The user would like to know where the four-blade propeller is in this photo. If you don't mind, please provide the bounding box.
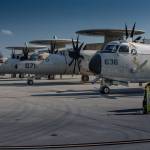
[69,36,84,74]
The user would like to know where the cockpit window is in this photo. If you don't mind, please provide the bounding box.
[119,45,129,53]
[30,54,38,61]
[102,45,119,53]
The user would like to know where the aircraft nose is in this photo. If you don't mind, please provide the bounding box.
[89,53,101,74]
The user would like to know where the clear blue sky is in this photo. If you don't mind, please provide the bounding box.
[0,0,150,56]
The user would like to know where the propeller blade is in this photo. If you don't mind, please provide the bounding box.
[76,35,79,49]
[25,42,28,49]
[125,24,128,39]
[78,42,84,52]
[133,36,142,42]
[77,60,81,72]
[50,41,57,54]
[69,59,74,66]
[73,60,77,74]
[52,44,54,54]
[130,22,136,38]
[72,38,76,50]
[50,41,53,53]
[53,41,56,50]
[24,42,29,59]
[53,35,57,39]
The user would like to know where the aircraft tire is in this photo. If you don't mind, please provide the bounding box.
[27,79,34,85]
[48,75,55,80]
[19,74,24,78]
[100,86,110,94]
[81,75,89,82]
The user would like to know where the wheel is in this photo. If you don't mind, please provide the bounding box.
[27,79,34,85]
[100,86,110,94]
[81,75,89,82]
[48,75,55,80]
[19,74,24,78]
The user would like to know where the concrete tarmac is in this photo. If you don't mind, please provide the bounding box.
[0,76,149,149]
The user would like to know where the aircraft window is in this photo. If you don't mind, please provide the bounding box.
[30,54,38,61]
[119,45,129,53]
[103,45,119,53]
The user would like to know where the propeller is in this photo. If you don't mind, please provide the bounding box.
[130,22,136,39]
[68,35,84,74]
[23,42,29,60]
[125,24,129,40]
[125,23,142,42]
[48,36,58,54]
[133,36,142,42]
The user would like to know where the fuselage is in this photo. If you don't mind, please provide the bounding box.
[89,41,150,83]
[0,49,96,75]
[0,58,20,74]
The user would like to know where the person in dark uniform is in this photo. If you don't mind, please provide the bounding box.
[143,83,150,114]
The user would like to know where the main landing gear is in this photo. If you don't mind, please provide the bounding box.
[48,74,55,80]
[81,75,89,82]
[27,75,34,85]
[27,79,34,85]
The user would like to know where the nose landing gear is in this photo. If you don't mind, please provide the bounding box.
[100,85,110,94]
[27,79,34,85]
[99,78,111,94]
[27,75,34,85]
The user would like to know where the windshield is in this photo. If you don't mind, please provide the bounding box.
[29,54,39,61]
[102,44,119,53]
[118,45,129,53]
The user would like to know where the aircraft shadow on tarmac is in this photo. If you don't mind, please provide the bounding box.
[109,108,143,115]
[32,88,144,99]
[0,81,88,87]
[102,88,144,99]
[32,89,100,97]
[33,81,87,86]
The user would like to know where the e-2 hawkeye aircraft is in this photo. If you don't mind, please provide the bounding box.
[14,37,96,85]
[1,44,46,76]
[88,24,150,94]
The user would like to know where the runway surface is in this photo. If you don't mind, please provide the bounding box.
[0,76,150,149]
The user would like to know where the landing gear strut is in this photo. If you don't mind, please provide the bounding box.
[27,79,34,85]
[19,74,24,78]
[99,78,111,94]
[81,75,89,82]
[27,75,34,85]
[48,74,55,80]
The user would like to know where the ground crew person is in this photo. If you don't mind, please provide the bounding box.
[143,83,150,114]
